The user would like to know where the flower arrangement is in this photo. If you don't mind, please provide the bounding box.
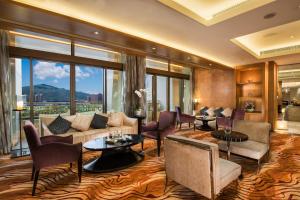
[245,101,255,112]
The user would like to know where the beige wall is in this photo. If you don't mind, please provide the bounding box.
[193,68,236,110]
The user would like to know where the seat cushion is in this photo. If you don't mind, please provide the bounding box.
[219,158,241,190]
[109,126,135,135]
[219,140,268,160]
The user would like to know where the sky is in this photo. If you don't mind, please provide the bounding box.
[21,58,103,94]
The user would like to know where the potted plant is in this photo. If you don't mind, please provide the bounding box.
[134,88,146,116]
[245,101,255,112]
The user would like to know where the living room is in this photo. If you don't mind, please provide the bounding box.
[0,0,300,199]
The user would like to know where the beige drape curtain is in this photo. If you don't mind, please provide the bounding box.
[0,30,12,154]
[123,54,146,116]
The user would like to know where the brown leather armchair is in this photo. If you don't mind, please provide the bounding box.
[23,121,82,196]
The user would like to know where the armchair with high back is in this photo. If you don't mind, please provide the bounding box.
[141,111,176,156]
[23,121,82,196]
[164,135,241,199]
[216,108,245,130]
[175,106,195,130]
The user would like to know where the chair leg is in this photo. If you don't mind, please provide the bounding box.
[164,175,168,193]
[257,159,261,174]
[141,140,144,150]
[32,169,40,196]
[179,123,182,130]
[189,122,190,128]
[70,163,72,168]
[31,165,35,181]
[157,137,161,157]
[78,151,82,183]
[194,123,196,131]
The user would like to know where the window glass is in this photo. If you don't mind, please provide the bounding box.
[75,65,104,114]
[107,69,123,112]
[75,42,121,62]
[183,80,192,114]
[32,60,70,122]
[157,76,167,118]
[145,74,153,122]
[9,29,71,55]
[146,58,168,71]
[10,58,30,152]
[170,63,191,75]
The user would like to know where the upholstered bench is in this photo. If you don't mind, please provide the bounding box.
[218,120,271,167]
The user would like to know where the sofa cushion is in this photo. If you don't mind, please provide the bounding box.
[206,107,215,117]
[214,107,224,117]
[108,112,124,127]
[199,106,208,116]
[47,115,71,135]
[222,108,233,117]
[109,126,134,135]
[218,140,268,160]
[90,113,108,129]
[219,158,241,190]
[71,114,94,131]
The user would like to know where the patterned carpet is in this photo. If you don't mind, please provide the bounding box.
[0,129,300,200]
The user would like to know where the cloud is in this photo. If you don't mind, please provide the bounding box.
[34,61,70,80]
[53,79,58,83]
[76,67,91,79]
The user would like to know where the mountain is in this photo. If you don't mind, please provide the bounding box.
[22,84,103,103]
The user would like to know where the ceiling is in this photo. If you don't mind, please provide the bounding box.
[8,0,300,67]
[279,64,300,85]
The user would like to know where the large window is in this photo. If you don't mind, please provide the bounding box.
[75,65,104,113]
[33,60,70,120]
[107,69,123,112]
[145,75,153,122]
[157,76,168,118]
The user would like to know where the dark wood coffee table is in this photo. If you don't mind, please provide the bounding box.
[195,116,216,131]
[211,130,248,159]
[83,134,144,173]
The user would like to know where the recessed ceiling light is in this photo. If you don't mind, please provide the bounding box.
[290,35,295,39]
[152,47,156,50]
[264,12,276,19]
[94,31,99,35]
[187,57,191,60]
[209,63,212,66]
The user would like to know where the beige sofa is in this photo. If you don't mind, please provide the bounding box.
[165,135,241,200]
[218,120,271,166]
[39,112,138,144]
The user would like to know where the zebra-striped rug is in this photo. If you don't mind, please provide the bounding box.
[0,130,299,199]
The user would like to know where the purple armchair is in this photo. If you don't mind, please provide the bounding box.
[216,108,245,130]
[141,111,176,156]
[175,106,195,130]
[23,121,82,196]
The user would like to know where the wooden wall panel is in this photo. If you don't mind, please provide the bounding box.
[193,68,236,110]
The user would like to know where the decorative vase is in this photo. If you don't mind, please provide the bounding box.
[135,109,142,116]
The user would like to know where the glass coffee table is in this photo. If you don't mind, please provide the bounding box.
[83,134,144,173]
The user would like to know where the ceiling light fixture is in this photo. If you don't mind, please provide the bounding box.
[94,31,99,35]
[290,35,295,39]
[209,63,212,66]
[152,47,156,50]
[264,12,276,19]
[187,57,191,60]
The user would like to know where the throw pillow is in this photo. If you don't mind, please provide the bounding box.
[199,106,208,116]
[222,108,233,117]
[206,107,215,117]
[214,107,224,117]
[108,112,124,127]
[90,113,108,129]
[71,114,94,131]
[47,115,71,135]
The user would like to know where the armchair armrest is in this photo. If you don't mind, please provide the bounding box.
[142,121,158,132]
[32,142,82,169]
[40,135,73,144]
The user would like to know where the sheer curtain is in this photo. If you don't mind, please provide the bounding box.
[123,54,146,116]
[0,30,12,154]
